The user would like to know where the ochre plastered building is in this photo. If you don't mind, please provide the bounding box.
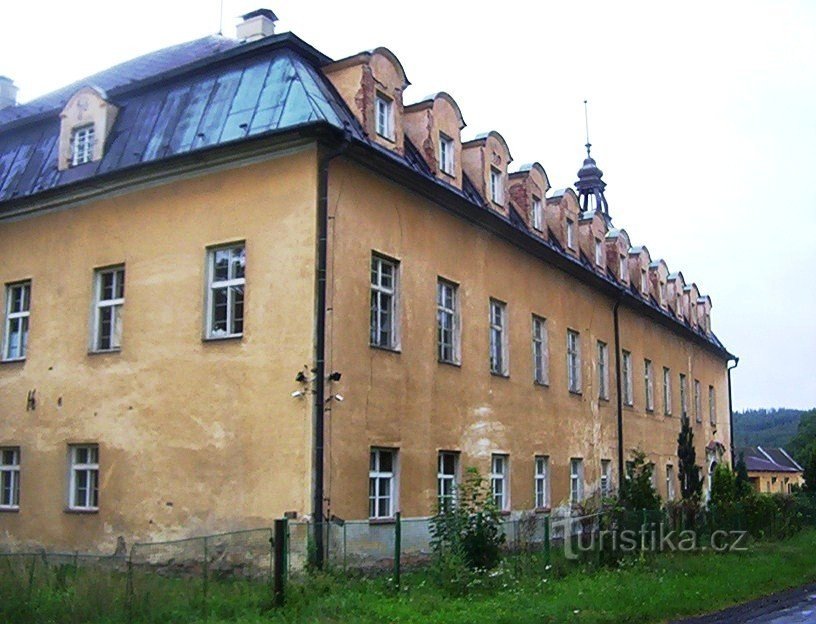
[0,10,735,552]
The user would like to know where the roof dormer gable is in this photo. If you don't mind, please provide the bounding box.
[649,259,670,308]
[462,130,512,215]
[403,92,465,187]
[544,188,580,255]
[579,209,608,272]
[508,162,549,234]
[605,228,631,284]
[58,85,118,171]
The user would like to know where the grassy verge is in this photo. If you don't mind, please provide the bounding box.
[3,530,816,623]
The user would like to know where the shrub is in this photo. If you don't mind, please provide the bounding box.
[618,449,661,512]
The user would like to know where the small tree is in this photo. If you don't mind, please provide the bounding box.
[710,464,738,508]
[735,452,753,499]
[677,417,703,501]
[618,448,661,511]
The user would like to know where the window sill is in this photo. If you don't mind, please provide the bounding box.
[0,357,25,365]
[534,507,551,514]
[64,507,99,515]
[598,396,610,402]
[368,517,396,525]
[499,510,512,517]
[438,359,461,368]
[203,334,243,343]
[569,389,583,397]
[533,380,549,389]
[664,413,673,417]
[646,408,655,414]
[376,133,396,144]
[490,371,510,379]
[440,169,455,179]
[88,348,121,356]
[370,344,401,354]
[0,507,20,513]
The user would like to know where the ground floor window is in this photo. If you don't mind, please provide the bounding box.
[0,448,20,509]
[437,451,459,511]
[534,455,549,509]
[491,454,509,511]
[570,458,584,503]
[369,448,397,519]
[68,445,99,511]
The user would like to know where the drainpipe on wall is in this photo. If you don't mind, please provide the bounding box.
[613,299,625,486]
[313,126,351,570]
[727,356,740,468]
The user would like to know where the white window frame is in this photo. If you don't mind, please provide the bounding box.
[489,299,508,376]
[595,238,603,266]
[489,167,503,204]
[709,385,716,426]
[666,464,676,501]
[694,379,702,423]
[600,459,612,497]
[0,447,20,510]
[597,340,609,400]
[375,93,394,140]
[567,329,582,393]
[206,243,245,339]
[619,255,628,281]
[570,458,584,504]
[71,124,95,166]
[680,373,688,419]
[370,254,399,350]
[92,266,125,352]
[641,269,648,295]
[622,350,633,406]
[644,359,654,411]
[369,448,397,520]
[437,279,460,364]
[437,451,459,511]
[491,453,509,511]
[3,281,30,361]
[532,197,543,231]
[439,133,454,176]
[663,367,672,415]
[68,444,99,511]
[532,315,548,385]
[566,218,575,249]
[534,455,549,509]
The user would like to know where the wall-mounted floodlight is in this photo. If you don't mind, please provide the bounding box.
[328,371,342,382]
[291,390,305,398]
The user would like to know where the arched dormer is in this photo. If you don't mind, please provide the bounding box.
[508,162,550,234]
[403,92,466,187]
[667,272,686,318]
[685,283,701,328]
[323,46,410,153]
[58,86,118,171]
[649,260,670,309]
[628,246,651,297]
[545,188,580,255]
[605,228,631,285]
[579,208,608,273]
[697,295,712,334]
[461,131,513,216]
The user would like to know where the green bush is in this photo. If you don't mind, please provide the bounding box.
[619,449,661,512]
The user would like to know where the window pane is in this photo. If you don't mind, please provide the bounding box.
[212,288,228,333]
[213,249,230,282]
[379,450,392,473]
[230,285,244,334]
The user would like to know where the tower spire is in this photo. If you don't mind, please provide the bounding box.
[584,99,591,158]
[575,99,610,221]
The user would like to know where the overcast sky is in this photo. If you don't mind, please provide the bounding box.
[2,1,814,411]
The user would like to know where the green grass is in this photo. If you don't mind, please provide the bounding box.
[3,530,816,624]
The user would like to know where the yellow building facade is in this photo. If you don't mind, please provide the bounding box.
[0,12,734,552]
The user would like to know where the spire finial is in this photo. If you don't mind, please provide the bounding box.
[583,99,591,158]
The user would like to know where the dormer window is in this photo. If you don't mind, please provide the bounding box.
[489,167,502,204]
[532,197,543,231]
[641,269,648,294]
[375,93,394,140]
[71,124,95,166]
[619,255,628,281]
[566,219,575,249]
[660,282,667,305]
[595,239,603,266]
[439,133,454,176]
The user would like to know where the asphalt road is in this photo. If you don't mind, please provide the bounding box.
[672,584,816,623]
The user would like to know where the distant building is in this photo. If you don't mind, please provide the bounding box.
[740,447,804,493]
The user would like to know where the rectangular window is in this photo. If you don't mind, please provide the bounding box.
[0,448,20,510]
[206,243,245,339]
[369,448,396,519]
[644,359,654,411]
[694,379,702,423]
[375,93,394,139]
[666,464,676,501]
[597,341,609,400]
[535,455,549,509]
[437,279,460,364]
[92,266,125,352]
[489,167,502,204]
[439,133,454,175]
[3,281,30,361]
[709,385,716,426]
[570,458,584,504]
[532,197,543,231]
[663,367,672,415]
[491,454,509,511]
[437,451,459,511]
[595,239,603,266]
[68,444,99,511]
[601,459,612,497]
[622,350,633,406]
[532,315,548,385]
[680,374,688,419]
[619,255,628,281]
[641,269,648,294]
[567,329,581,393]
[659,281,667,305]
[566,218,575,249]
[71,124,95,166]
[370,254,399,349]
[489,299,508,376]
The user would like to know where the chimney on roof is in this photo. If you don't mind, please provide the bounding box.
[236,8,278,42]
[0,76,18,111]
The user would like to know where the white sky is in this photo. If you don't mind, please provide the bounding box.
[2,1,815,411]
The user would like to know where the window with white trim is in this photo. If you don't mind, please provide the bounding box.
[532,197,543,231]
[659,281,667,305]
[680,373,688,419]
[439,134,454,175]
[622,350,633,406]
[570,458,584,503]
[375,93,394,140]
[371,254,399,349]
[369,448,396,519]
[597,341,609,400]
[534,455,549,509]
[68,444,99,511]
[489,299,508,376]
[694,379,702,423]
[3,281,30,361]
[595,239,603,266]
[644,359,654,411]
[489,167,502,204]
[666,464,676,501]
[437,451,459,511]
[641,269,648,295]
[566,218,575,249]
[437,279,459,364]
[619,255,628,282]
[663,367,672,415]
[71,124,95,166]
[532,315,548,385]
[709,385,716,426]
[0,448,20,510]
[206,244,245,339]
[92,266,124,352]
[491,454,509,511]
[567,329,581,393]
[601,459,612,497]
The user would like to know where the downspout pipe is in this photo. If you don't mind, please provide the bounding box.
[727,356,740,468]
[613,299,625,486]
[313,126,351,569]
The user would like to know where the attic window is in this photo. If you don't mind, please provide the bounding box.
[489,167,502,204]
[566,218,575,249]
[439,134,454,176]
[71,124,95,166]
[375,93,394,140]
[641,269,648,294]
[594,239,603,266]
[532,197,543,231]
[619,255,628,281]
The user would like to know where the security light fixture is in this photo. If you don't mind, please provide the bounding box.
[295,371,308,383]
[291,390,305,398]
[328,371,342,382]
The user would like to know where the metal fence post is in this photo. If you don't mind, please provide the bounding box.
[125,553,134,624]
[273,518,287,607]
[394,511,401,591]
[544,515,551,567]
[202,536,209,617]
